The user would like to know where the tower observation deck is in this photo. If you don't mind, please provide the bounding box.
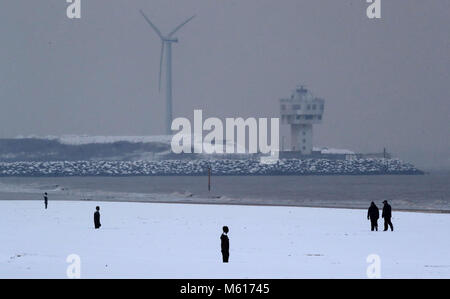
[280,85,325,155]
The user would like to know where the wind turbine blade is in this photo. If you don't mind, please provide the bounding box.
[168,15,196,37]
[139,9,164,40]
[159,42,164,92]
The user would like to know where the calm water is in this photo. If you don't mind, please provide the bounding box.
[0,174,449,211]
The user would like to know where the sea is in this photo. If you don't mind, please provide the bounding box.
[0,173,449,212]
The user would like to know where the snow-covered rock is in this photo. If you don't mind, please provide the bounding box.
[0,158,423,176]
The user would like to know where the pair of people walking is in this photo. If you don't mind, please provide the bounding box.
[367,200,394,231]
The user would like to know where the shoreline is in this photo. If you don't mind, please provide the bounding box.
[2,197,449,214]
[0,171,425,177]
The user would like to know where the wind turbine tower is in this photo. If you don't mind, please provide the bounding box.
[140,10,195,135]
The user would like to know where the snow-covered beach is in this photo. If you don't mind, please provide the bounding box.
[1,200,449,278]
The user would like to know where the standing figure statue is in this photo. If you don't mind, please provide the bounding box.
[94,206,101,229]
[220,226,230,263]
[43,192,48,209]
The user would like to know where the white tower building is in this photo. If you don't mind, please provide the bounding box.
[280,86,325,155]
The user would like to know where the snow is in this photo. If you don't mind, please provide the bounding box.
[13,135,351,155]
[1,200,449,278]
[14,134,249,154]
[0,158,422,176]
[14,135,174,145]
[314,147,355,155]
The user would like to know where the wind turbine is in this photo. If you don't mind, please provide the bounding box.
[140,9,195,135]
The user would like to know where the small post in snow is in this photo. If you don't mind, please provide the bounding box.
[208,166,211,192]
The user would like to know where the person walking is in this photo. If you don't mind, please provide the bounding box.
[220,226,230,263]
[382,200,394,231]
[94,206,101,229]
[367,201,380,231]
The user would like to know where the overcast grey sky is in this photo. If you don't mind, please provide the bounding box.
[0,0,449,169]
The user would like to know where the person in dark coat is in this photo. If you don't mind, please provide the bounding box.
[220,226,230,263]
[367,201,379,231]
[382,200,394,231]
[94,206,101,229]
[43,192,48,209]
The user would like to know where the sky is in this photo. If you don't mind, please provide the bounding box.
[0,0,449,170]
